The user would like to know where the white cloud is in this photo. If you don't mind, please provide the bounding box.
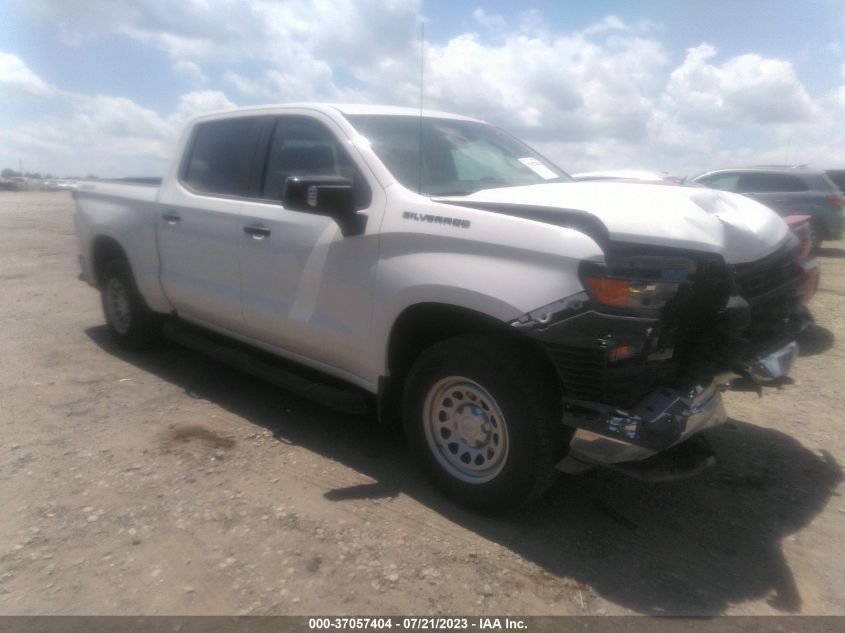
[472,8,507,34]
[22,1,671,147]
[0,87,239,177]
[665,43,817,126]
[223,63,353,103]
[835,85,845,109]
[0,52,53,96]
[173,60,207,85]
[30,0,270,62]
[415,28,669,146]
[71,94,171,140]
[8,5,843,176]
[29,0,420,71]
[169,90,236,124]
[581,15,627,36]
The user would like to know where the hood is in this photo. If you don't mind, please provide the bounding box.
[436,181,789,264]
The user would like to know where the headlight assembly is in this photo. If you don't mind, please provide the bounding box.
[584,277,680,310]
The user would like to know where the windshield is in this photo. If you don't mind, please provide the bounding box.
[345,114,570,196]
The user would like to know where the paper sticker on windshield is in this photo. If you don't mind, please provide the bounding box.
[518,157,558,180]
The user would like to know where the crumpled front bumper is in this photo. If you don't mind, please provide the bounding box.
[558,340,798,469]
[560,380,727,466]
[740,341,798,384]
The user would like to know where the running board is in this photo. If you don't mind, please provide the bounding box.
[162,320,369,414]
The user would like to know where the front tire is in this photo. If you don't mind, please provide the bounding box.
[403,336,566,513]
[100,258,160,350]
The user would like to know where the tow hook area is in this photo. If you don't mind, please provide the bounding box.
[561,381,725,455]
[727,341,799,396]
[557,434,717,482]
[741,341,798,384]
[557,339,800,479]
[600,435,716,482]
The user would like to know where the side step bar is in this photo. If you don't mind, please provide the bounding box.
[162,320,369,415]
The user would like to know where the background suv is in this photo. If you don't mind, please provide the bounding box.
[692,167,844,248]
[825,169,845,194]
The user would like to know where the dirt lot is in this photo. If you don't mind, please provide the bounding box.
[1,191,844,616]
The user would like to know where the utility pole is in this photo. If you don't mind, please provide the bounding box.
[19,159,23,177]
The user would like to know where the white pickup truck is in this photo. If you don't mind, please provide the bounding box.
[74,104,810,512]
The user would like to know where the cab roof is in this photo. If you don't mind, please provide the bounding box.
[189,102,482,124]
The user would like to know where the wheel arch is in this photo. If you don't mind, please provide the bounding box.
[378,302,559,425]
[91,235,130,288]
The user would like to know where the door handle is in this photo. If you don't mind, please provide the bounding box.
[162,211,181,224]
[243,223,271,239]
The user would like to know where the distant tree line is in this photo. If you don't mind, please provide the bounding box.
[1,168,94,179]
[2,168,45,179]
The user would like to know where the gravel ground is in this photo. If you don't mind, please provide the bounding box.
[0,191,843,616]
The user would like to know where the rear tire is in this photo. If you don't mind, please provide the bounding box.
[100,258,161,350]
[403,335,566,513]
[809,220,823,251]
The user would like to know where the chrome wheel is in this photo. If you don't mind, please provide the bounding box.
[105,277,131,334]
[422,376,509,484]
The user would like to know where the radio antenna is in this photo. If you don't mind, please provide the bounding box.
[417,20,424,194]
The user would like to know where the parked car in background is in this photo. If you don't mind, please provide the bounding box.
[0,177,16,191]
[824,169,845,194]
[692,167,844,249]
[784,215,820,303]
[8,177,27,191]
[45,179,78,191]
[572,169,685,183]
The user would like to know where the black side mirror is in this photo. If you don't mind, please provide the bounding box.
[282,176,367,237]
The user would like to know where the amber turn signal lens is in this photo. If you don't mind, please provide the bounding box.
[584,277,630,307]
[608,345,637,362]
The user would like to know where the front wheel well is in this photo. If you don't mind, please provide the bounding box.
[379,303,559,424]
[91,236,128,288]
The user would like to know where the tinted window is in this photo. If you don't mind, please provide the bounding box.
[182,117,261,196]
[698,173,739,191]
[346,114,568,196]
[262,116,359,201]
[825,170,845,191]
[736,173,809,193]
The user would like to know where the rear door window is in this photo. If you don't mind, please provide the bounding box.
[181,117,263,197]
[824,171,845,192]
[698,173,740,191]
[736,173,809,193]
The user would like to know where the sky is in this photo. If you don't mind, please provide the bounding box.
[2,0,845,178]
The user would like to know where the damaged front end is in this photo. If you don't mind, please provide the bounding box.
[512,237,811,480]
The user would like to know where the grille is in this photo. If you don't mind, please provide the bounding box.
[544,344,605,403]
[732,243,804,345]
[545,244,803,409]
[544,342,676,408]
[733,245,803,304]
